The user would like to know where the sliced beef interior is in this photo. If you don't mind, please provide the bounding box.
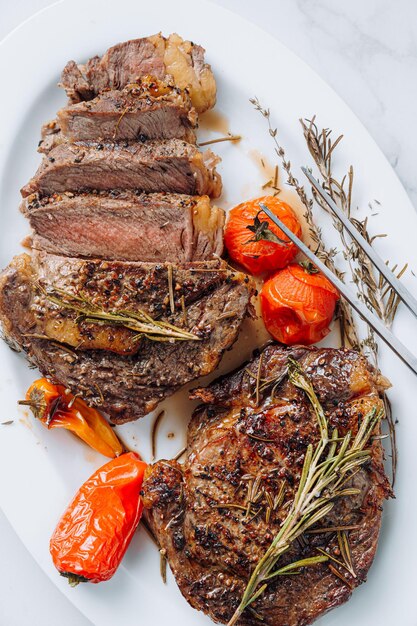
[0,253,254,422]
[60,33,216,113]
[21,140,222,198]
[142,344,391,625]
[56,78,197,143]
[22,191,224,262]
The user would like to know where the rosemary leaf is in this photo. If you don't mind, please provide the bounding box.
[263,554,329,581]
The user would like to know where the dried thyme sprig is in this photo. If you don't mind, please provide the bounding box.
[300,117,400,484]
[37,284,200,343]
[227,358,383,626]
[301,117,407,336]
[250,97,359,349]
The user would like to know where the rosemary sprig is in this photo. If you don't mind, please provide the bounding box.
[227,358,383,626]
[38,284,200,343]
[299,117,400,485]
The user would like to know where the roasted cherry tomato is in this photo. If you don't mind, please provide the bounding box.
[260,262,339,345]
[50,452,147,585]
[224,196,302,275]
[20,378,123,458]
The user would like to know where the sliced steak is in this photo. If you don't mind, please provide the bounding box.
[142,344,391,625]
[60,33,216,113]
[56,78,197,143]
[22,191,224,262]
[0,254,254,422]
[21,140,222,198]
[31,250,242,353]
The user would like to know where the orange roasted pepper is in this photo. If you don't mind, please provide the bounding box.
[50,452,147,584]
[21,378,123,458]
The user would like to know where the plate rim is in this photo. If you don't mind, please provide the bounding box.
[0,1,416,625]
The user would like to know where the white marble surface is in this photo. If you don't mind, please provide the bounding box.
[1,0,416,624]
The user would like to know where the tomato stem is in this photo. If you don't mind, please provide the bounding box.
[245,209,288,247]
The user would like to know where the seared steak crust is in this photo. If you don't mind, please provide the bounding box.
[60,33,216,113]
[21,139,222,198]
[22,191,224,262]
[142,344,390,625]
[0,254,254,422]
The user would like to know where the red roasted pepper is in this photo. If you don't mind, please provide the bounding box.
[50,452,147,584]
[20,378,123,458]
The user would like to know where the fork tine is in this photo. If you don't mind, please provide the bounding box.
[302,167,417,319]
[259,203,417,376]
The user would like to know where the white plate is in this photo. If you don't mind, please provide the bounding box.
[1,1,416,624]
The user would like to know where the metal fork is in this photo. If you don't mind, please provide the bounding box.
[259,176,417,376]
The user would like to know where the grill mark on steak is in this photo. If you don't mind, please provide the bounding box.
[21,139,222,198]
[0,254,254,422]
[60,33,216,113]
[141,344,391,625]
[22,191,224,262]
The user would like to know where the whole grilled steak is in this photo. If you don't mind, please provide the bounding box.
[60,33,216,113]
[142,344,391,625]
[0,254,254,422]
[56,79,197,143]
[22,192,224,262]
[21,140,222,198]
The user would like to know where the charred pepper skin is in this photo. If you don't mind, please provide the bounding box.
[50,452,147,583]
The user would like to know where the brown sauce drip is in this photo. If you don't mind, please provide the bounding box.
[199,110,230,135]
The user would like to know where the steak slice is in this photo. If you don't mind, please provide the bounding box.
[22,191,224,262]
[56,78,197,143]
[21,140,222,198]
[141,344,391,625]
[31,250,242,353]
[0,254,254,422]
[60,33,216,113]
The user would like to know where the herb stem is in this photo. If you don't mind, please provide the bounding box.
[198,134,241,147]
